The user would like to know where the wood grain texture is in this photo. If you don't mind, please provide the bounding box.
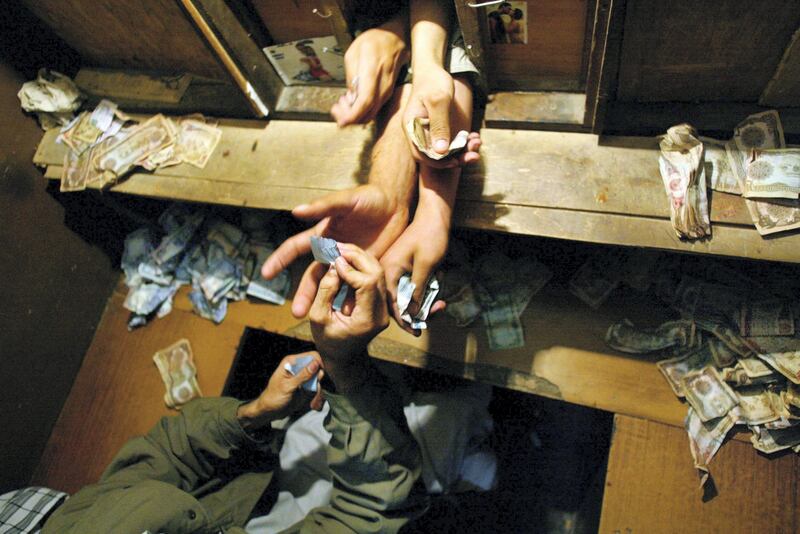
[600,415,800,534]
[20,0,225,79]
[486,0,589,91]
[484,91,585,129]
[251,0,338,44]
[35,119,800,262]
[617,0,800,103]
[761,27,800,108]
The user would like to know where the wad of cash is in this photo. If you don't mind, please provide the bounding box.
[153,339,202,409]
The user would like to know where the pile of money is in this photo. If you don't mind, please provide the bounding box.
[438,241,552,350]
[660,110,800,238]
[604,254,800,487]
[123,205,291,329]
[153,339,202,409]
[57,99,222,192]
[658,124,711,239]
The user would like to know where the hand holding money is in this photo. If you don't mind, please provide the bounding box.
[237,352,324,429]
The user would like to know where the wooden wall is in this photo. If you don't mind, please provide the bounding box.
[19,0,226,79]
[617,0,800,102]
[0,60,117,492]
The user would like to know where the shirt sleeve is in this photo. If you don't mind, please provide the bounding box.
[42,397,274,534]
[289,382,428,534]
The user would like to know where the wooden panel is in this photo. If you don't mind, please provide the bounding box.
[20,0,225,80]
[600,415,800,533]
[617,0,800,102]
[486,0,589,91]
[251,0,337,44]
[761,28,800,108]
[35,120,800,263]
[484,92,585,130]
[583,0,624,132]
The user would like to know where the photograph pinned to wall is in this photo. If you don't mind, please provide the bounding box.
[263,36,345,86]
[487,1,528,45]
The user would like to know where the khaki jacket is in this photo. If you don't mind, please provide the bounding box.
[43,384,426,534]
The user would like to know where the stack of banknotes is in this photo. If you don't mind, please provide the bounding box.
[659,110,800,239]
[153,339,202,409]
[58,99,222,192]
[122,205,291,329]
[601,252,800,487]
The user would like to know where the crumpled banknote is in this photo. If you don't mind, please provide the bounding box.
[397,274,440,330]
[153,339,202,409]
[18,69,83,129]
[309,236,349,311]
[284,353,320,392]
[405,117,469,161]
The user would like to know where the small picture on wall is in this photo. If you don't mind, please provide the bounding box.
[264,36,345,86]
[487,1,528,44]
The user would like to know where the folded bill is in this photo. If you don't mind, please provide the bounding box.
[405,117,469,161]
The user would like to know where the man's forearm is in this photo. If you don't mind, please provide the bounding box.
[410,0,451,70]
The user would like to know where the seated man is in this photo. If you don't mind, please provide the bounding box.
[261,0,482,334]
[36,244,493,534]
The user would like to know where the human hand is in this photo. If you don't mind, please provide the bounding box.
[380,204,449,335]
[237,352,324,429]
[403,67,482,168]
[260,184,409,318]
[331,19,409,126]
[309,244,389,365]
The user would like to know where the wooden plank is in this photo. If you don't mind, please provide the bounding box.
[485,0,589,91]
[617,0,800,103]
[19,0,226,80]
[484,92,585,130]
[36,120,800,262]
[251,0,338,44]
[582,0,624,133]
[600,415,799,533]
[761,27,800,108]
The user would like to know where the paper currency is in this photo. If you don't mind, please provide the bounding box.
[708,337,737,368]
[246,245,291,305]
[738,299,794,337]
[60,149,90,192]
[405,117,469,161]
[568,255,620,309]
[482,293,525,350]
[153,339,202,409]
[284,354,319,392]
[124,282,179,316]
[18,69,83,129]
[122,228,155,287]
[735,386,779,426]
[189,282,227,324]
[700,136,741,195]
[445,284,482,327]
[656,346,712,397]
[397,274,440,330]
[681,366,739,422]
[749,424,800,454]
[756,351,800,384]
[673,277,743,325]
[725,111,800,236]
[658,124,710,239]
[93,114,176,178]
[694,317,756,359]
[309,236,349,311]
[743,149,800,200]
[685,406,738,488]
[606,318,696,354]
[175,118,223,168]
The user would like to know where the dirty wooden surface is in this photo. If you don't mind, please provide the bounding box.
[35,119,800,263]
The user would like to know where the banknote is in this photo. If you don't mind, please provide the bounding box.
[246,245,290,305]
[200,256,241,304]
[309,236,348,311]
[18,68,83,129]
[756,351,800,384]
[445,284,482,327]
[284,353,320,392]
[93,114,176,178]
[568,255,620,309]
[681,366,739,422]
[153,339,202,409]
[656,346,711,397]
[124,282,179,316]
[743,149,800,199]
[749,424,800,454]
[738,357,775,378]
[658,124,710,239]
[708,337,737,368]
[175,118,222,168]
[725,111,800,236]
[735,386,779,425]
[699,136,741,195]
[121,228,155,287]
[738,299,794,337]
[719,364,779,388]
[60,149,89,192]
[606,318,696,354]
[151,212,205,267]
[482,293,525,350]
[397,274,440,330]
[694,316,756,358]
[405,117,469,161]
[685,406,739,488]
[189,282,227,324]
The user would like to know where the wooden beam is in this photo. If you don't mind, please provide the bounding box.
[36,120,800,263]
[761,27,800,108]
[484,91,586,130]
